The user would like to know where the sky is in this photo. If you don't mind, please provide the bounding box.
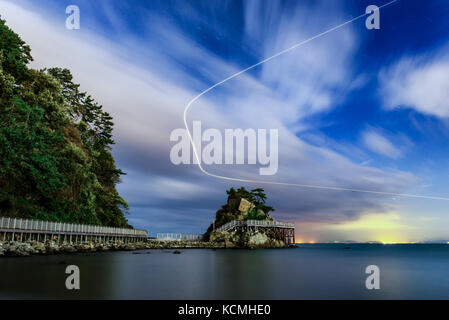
[1,0,449,243]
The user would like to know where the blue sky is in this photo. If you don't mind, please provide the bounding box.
[2,0,449,242]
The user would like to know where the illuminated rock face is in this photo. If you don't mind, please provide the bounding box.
[209,231,229,243]
[209,229,286,249]
[248,232,269,246]
[232,198,257,220]
[238,198,255,214]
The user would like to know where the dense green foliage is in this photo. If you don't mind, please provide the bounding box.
[203,187,275,240]
[0,19,130,227]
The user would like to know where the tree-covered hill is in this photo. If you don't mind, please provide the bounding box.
[0,19,130,227]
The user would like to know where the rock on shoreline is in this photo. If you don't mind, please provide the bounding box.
[0,240,225,257]
[209,229,287,249]
[0,233,291,257]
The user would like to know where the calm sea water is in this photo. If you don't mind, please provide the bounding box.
[1,244,449,299]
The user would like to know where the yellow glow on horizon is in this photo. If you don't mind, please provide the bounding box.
[380,240,402,245]
[324,212,413,243]
[295,239,316,244]
[331,213,407,231]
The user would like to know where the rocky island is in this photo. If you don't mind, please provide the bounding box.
[203,187,293,249]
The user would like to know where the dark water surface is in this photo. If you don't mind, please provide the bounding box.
[1,244,449,299]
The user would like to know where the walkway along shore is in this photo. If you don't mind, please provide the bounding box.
[0,217,225,257]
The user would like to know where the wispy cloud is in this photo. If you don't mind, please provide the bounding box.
[379,47,449,118]
[361,129,402,159]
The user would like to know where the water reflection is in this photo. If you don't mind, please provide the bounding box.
[1,245,449,299]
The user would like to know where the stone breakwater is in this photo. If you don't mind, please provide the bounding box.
[0,240,225,257]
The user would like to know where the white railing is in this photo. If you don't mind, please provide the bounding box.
[156,233,202,241]
[216,219,294,232]
[0,217,148,237]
